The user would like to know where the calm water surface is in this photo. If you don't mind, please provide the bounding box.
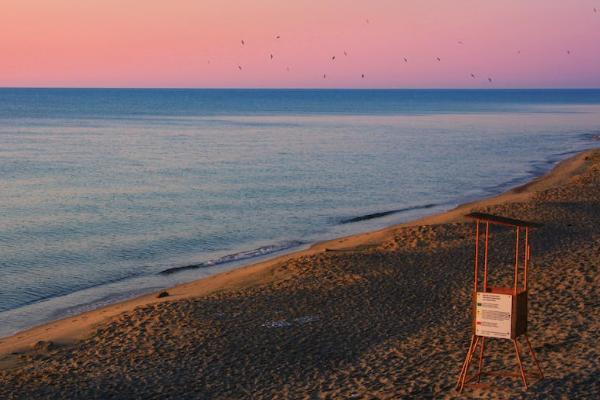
[1,89,599,337]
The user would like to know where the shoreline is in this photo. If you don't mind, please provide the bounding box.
[1,143,577,339]
[0,144,591,339]
[0,148,594,363]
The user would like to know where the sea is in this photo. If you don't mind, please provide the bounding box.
[1,88,599,337]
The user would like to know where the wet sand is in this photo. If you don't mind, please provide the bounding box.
[0,149,598,399]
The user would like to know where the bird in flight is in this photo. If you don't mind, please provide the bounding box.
[361,74,365,78]
[332,56,336,61]
[344,51,348,56]
[488,77,493,83]
[566,50,571,55]
[323,74,327,79]
[241,40,245,45]
[270,54,274,60]
[436,57,441,62]
[366,18,370,24]
[594,7,597,13]
[238,65,242,70]
[276,35,281,39]
[458,41,464,45]
[470,73,476,79]
[403,57,408,63]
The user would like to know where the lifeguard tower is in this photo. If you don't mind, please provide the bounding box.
[456,212,544,392]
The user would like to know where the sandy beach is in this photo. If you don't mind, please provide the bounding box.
[0,148,598,399]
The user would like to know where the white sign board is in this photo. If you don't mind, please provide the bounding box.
[475,292,512,339]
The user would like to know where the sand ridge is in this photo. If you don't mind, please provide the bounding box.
[0,149,598,399]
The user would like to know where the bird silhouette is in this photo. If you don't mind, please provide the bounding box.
[517,50,521,54]
[361,74,365,78]
[436,57,441,62]
[470,73,476,78]
[323,74,327,79]
[270,54,274,60]
[238,65,242,70]
[241,40,245,45]
[276,35,281,39]
[594,7,597,13]
[488,77,492,83]
[566,50,571,55]
[332,56,336,61]
[366,19,370,24]
[403,57,408,63]
[344,51,347,56]
[458,41,464,45]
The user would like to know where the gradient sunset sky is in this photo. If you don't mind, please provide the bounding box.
[2,0,600,88]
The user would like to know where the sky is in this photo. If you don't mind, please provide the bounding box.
[1,0,600,88]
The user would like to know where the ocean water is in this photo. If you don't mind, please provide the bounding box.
[1,89,599,337]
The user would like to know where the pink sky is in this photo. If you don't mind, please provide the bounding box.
[1,0,600,88]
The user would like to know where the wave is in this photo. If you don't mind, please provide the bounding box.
[579,131,600,142]
[340,203,438,224]
[158,240,305,275]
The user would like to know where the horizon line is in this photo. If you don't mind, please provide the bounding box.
[2,86,600,91]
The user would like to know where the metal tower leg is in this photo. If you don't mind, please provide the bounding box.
[513,339,528,390]
[476,337,486,383]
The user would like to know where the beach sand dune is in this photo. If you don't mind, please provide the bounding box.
[0,150,598,399]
